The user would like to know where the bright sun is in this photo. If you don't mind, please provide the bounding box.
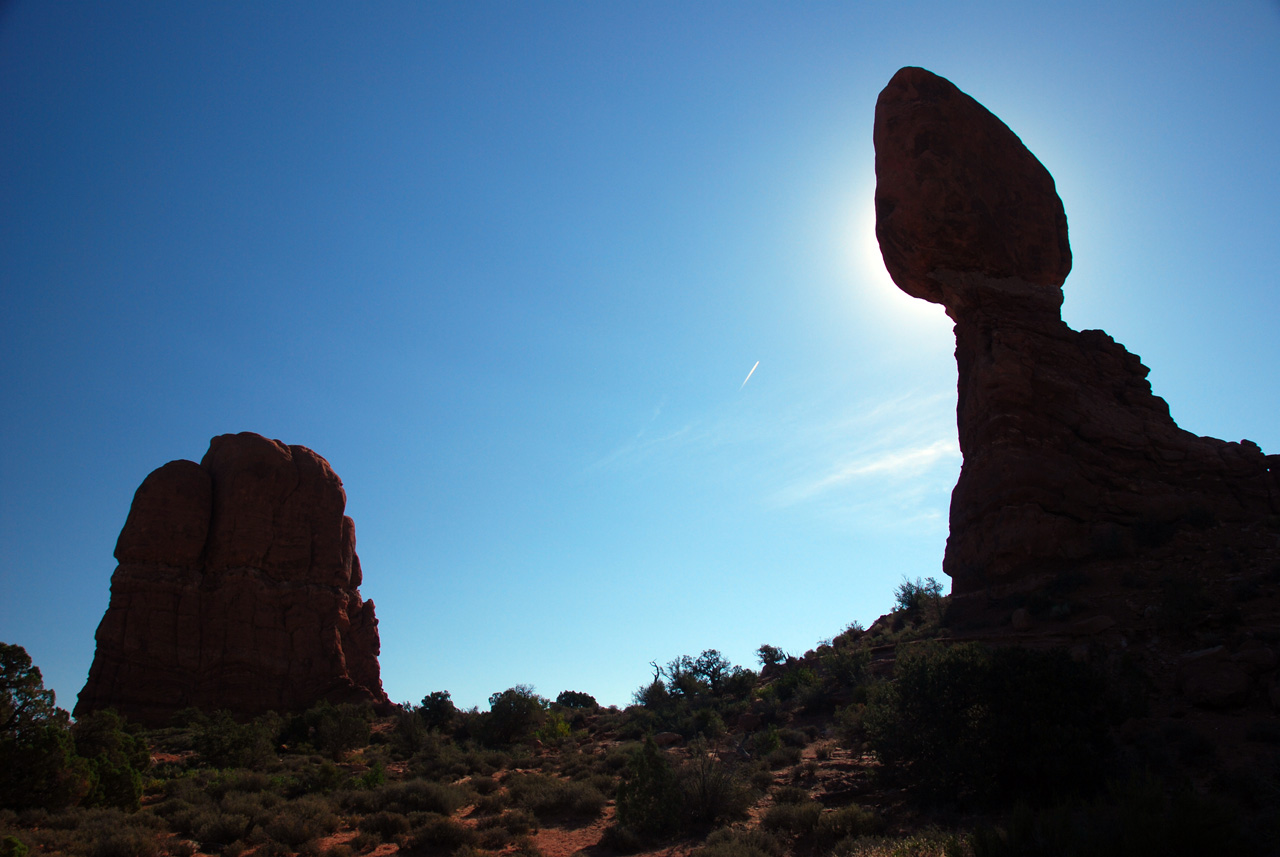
[848,194,947,333]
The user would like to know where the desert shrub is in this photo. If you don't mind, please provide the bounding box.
[555,691,597,709]
[255,841,292,857]
[865,642,1111,808]
[695,827,785,857]
[821,645,871,690]
[368,780,467,816]
[417,690,458,731]
[598,824,647,855]
[407,735,468,781]
[506,772,605,820]
[470,775,500,795]
[894,577,945,618]
[533,711,572,743]
[0,837,28,857]
[218,791,279,829]
[358,810,410,840]
[262,796,340,847]
[753,726,782,756]
[213,770,272,797]
[294,702,372,760]
[481,686,548,746]
[391,706,431,757]
[772,666,818,703]
[0,722,92,810]
[614,739,682,840]
[761,800,821,837]
[814,805,883,845]
[348,832,380,854]
[403,815,479,854]
[764,746,801,770]
[971,771,1255,857]
[496,808,538,835]
[89,829,160,857]
[834,702,868,747]
[471,791,509,815]
[192,712,277,771]
[772,786,809,804]
[747,763,775,792]
[323,846,353,857]
[830,831,965,857]
[195,812,253,849]
[72,709,150,812]
[0,645,92,811]
[291,760,348,795]
[757,645,788,669]
[358,760,387,789]
[678,740,753,827]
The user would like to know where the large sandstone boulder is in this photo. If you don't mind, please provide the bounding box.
[76,433,389,725]
[873,66,1280,604]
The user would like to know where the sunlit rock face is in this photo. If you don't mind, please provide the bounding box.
[76,432,389,725]
[873,66,1280,604]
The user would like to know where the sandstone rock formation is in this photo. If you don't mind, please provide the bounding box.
[873,66,1280,608]
[76,432,388,725]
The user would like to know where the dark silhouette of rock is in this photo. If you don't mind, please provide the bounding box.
[873,66,1280,608]
[76,433,388,725]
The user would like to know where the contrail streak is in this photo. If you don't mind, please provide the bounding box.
[739,360,760,390]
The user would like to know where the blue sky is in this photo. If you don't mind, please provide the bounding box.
[2,1,1278,713]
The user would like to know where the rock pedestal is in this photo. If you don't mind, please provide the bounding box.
[76,433,389,725]
[873,67,1280,602]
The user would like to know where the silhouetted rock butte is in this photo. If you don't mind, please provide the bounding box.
[76,432,389,725]
[874,66,1280,611]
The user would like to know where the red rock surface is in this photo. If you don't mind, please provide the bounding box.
[76,432,389,725]
[873,67,1280,607]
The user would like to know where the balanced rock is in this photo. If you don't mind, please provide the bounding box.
[76,432,389,725]
[873,67,1280,604]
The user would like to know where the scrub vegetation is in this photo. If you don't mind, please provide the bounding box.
[2,579,1272,857]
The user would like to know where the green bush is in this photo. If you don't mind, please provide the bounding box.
[678,740,753,827]
[554,691,597,709]
[0,645,92,810]
[971,772,1256,857]
[761,800,821,836]
[693,827,785,857]
[505,772,606,820]
[0,836,28,857]
[192,712,278,771]
[0,722,91,810]
[403,815,479,854]
[195,812,253,849]
[89,828,160,857]
[358,810,410,840]
[262,795,339,847]
[614,739,682,840]
[72,709,150,812]
[813,805,883,845]
[368,780,467,816]
[417,692,457,734]
[894,577,944,617]
[392,707,431,756]
[865,643,1111,807]
[481,686,548,746]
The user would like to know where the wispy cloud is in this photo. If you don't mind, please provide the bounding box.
[589,422,699,471]
[764,388,960,517]
[585,383,960,534]
[777,437,958,506]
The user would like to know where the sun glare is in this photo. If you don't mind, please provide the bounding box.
[847,192,950,338]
